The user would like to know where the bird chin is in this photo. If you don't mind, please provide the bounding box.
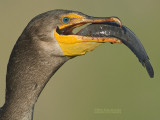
[54,24,121,58]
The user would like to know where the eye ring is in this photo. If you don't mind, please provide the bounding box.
[62,17,70,23]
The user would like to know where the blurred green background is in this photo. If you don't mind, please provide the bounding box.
[0,0,160,120]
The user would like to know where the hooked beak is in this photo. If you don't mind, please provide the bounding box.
[83,16,122,27]
[54,15,122,57]
[55,16,122,43]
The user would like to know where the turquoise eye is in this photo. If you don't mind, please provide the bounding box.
[62,17,70,23]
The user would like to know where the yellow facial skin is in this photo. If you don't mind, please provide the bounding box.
[54,14,122,57]
[59,14,85,29]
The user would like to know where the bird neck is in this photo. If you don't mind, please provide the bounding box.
[0,36,68,120]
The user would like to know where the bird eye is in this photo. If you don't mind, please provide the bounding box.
[62,17,70,23]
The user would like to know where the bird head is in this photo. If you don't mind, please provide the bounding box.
[24,9,122,58]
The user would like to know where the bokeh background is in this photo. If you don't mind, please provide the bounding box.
[0,0,160,120]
